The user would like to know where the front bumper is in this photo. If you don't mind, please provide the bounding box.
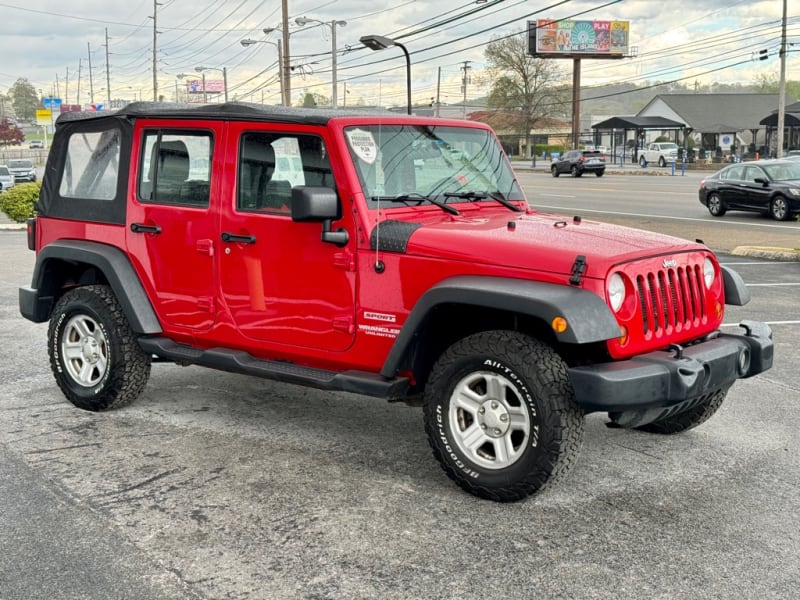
[569,320,772,413]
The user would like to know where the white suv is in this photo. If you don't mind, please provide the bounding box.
[0,165,14,191]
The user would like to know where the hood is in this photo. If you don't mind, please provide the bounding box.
[401,210,704,279]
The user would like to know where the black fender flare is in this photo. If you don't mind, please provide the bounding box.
[380,275,620,378]
[23,240,161,334]
[721,264,750,306]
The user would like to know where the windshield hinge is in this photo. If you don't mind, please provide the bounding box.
[569,255,587,286]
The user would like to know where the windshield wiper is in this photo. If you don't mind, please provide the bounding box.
[443,191,523,212]
[371,193,460,216]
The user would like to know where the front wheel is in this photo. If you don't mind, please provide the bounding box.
[658,156,666,167]
[48,285,151,411]
[769,195,791,221]
[422,331,584,502]
[551,165,560,177]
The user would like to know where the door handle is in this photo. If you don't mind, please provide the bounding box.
[221,232,257,244]
[130,223,162,234]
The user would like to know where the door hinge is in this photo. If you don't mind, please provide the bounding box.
[332,317,354,334]
[196,239,214,256]
[332,251,355,271]
[197,297,215,313]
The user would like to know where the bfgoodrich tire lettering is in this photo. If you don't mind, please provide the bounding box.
[48,285,151,411]
[422,331,584,502]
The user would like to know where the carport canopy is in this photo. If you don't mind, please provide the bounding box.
[591,116,686,161]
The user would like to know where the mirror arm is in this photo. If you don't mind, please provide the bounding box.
[321,219,349,247]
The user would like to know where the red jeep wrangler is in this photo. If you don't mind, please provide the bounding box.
[19,103,773,501]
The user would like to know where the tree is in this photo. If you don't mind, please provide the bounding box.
[753,73,800,100]
[484,31,568,157]
[0,118,24,145]
[9,78,38,121]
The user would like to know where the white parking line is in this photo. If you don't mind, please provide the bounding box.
[722,321,800,327]
[745,283,800,287]
[530,204,800,230]
[723,261,799,266]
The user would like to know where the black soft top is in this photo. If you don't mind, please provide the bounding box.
[56,101,398,127]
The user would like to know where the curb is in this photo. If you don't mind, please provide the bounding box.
[731,246,800,262]
[0,223,26,231]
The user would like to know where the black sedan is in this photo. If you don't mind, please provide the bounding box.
[551,149,606,177]
[698,160,800,221]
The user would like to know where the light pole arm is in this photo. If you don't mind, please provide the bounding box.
[394,41,412,115]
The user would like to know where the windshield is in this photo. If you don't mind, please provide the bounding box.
[659,143,678,150]
[0,167,9,176]
[8,160,33,168]
[344,124,524,209]
[763,163,800,181]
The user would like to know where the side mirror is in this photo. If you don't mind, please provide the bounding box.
[291,186,348,247]
[753,177,768,186]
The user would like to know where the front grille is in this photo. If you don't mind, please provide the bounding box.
[636,264,706,335]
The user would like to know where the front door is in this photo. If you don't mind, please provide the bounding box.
[217,124,356,352]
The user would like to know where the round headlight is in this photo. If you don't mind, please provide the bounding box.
[607,272,625,312]
[703,257,715,288]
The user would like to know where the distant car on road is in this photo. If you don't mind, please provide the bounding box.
[698,159,800,221]
[551,149,606,177]
[7,158,36,183]
[0,165,14,191]
[29,140,44,149]
[638,142,679,167]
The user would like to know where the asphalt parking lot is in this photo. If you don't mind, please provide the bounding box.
[1,228,799,599]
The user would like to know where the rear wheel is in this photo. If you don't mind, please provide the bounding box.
[551,165,559,177]
[634,389,728,434]
[423,331,584,502]
[571,165,581,177]
[639,156,647,167]
[48,285,151,411]
[595,170,605,177]
[706,192,727,217]
[769,195,791,221]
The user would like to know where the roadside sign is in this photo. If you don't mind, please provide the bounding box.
[43,97,62,110]
[36,109,52,126]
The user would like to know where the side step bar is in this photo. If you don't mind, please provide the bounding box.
[138,337,410,400]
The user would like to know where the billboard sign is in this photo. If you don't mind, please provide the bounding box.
[529,19,629,58]
[185,79,225,93]
[36,109,52,126]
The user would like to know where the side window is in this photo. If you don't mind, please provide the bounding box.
[237,132,332,212]
[138,131,212,206]
[723,165,744,180]
[59,128,121,200]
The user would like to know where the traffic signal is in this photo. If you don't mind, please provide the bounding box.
[758,49,769,61]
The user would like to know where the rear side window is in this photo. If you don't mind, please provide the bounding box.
[138,131,213,207]
[59,130,121,200]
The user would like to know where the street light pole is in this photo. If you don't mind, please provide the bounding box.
[295,17,347,109]
[281,0,291,106]
[360,34,412,115]
[242,36,285,106]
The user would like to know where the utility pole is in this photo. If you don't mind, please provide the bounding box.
[776,0,787,158]
[64,67,69,108]
[105,28,112,107]
[153,0,160,101]
[87,42,94,105]
[435,66,442,117]
[77,59,82,108]
[281,0,291,106]
[461,61,471,118]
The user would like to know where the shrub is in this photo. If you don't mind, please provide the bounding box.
[0,182,40,222]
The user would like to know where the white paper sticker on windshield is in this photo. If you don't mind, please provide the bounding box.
[346,128,378,165]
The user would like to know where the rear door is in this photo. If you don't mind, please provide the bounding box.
[217,122,357,352]
[126,121,219,331]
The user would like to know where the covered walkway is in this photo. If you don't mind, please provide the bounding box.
[591,116,685,163]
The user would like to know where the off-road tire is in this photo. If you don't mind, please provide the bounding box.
[635,389,728,434]
[769,195,790,221]
[707,192,726,217]
[48,285,151,411]
[551,165,559,177]
[422,331,584,502]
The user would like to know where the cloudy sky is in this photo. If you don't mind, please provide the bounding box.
[1,0,797,109]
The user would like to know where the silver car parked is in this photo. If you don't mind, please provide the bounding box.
[0,165,15,192]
